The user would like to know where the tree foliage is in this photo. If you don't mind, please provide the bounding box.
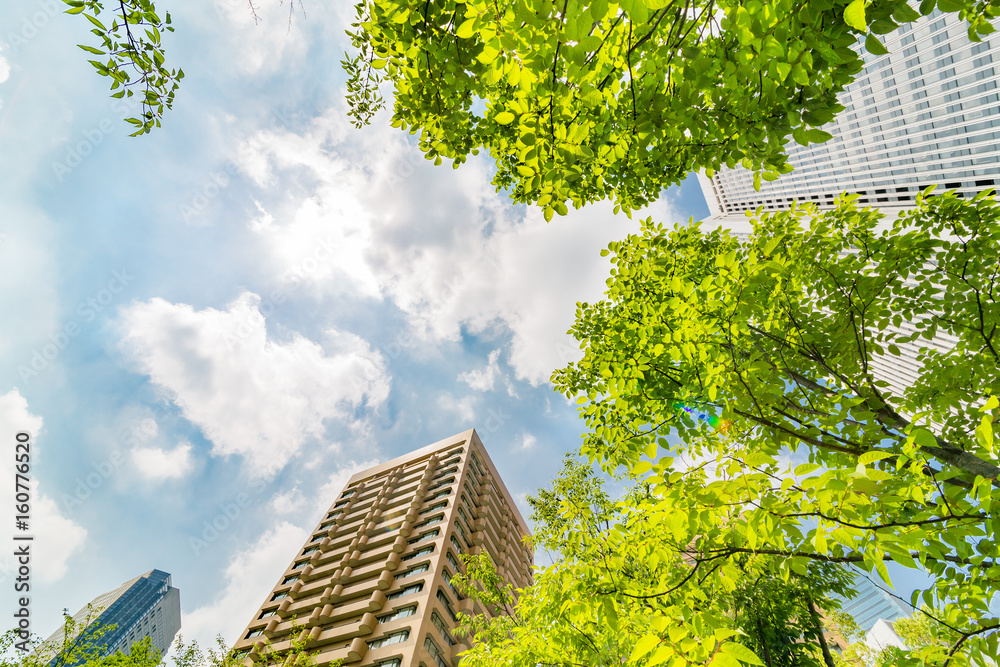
[344,0,999,218]
[547,190,1000,665]
[62,0,184,135]
[456,457,855,667]
[2,610,321,667]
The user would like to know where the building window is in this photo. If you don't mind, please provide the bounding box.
[420,501,448,514]
[367,630,410,649]
[431,612,455,647]
[387,583,424,600]
[259,610,276,619]
[428,477,454,491]
[271,592,288,601]
[373,660,402,667]
[414,515,444,529]
[423,637,450,667]
[282,575,300,584]
[378,605,417,623]
[425,489,451,501]
[408,529,440,544]
[398,563,430,579]
[245,629,263,639]
[443,570,463,600]
[447,552,462,574]
[402,545,434,561]
[302,547,319,555]
[449,535,463,555]
[436,590,458,622]
[292,561,308,570]
[433,467,458,481]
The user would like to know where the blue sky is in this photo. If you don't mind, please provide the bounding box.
[0,0,710,648]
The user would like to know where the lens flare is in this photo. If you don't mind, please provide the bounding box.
[671,401,732,432]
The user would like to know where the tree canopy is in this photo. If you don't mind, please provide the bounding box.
[543,189,1000,665]
[455,457,856,667]
[344,0,999,218]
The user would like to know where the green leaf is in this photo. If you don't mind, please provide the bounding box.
[844,0,867,30]
[632,460,653,476]
[456,18,476,39]
[721,642,766,665]
[976,415,994,451]
[804,129,833,143]
[891,2,921,22]
[858,450,892,465]
[494,111,515,125]
[629,634,661,663]
[794,463,820,476]
[910,428,937,449]
[78,44,106,55]
[865,33,888,54]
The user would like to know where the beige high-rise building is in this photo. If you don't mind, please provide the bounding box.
[233,429,534,667]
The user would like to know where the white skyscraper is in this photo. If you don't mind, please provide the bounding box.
[700,8,999,225]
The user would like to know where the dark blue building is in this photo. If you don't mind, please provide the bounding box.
[40,569,181,666]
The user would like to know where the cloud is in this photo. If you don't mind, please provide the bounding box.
[181,521,309,648]
[459,349,502,392]
[131,441,194,480]
[0,390,87,583]
[268,488,304,514]
[515,432,537,451]
[0,53,9,84]
[232,106,685,385]
[437,393,477,424]
[117,292,391,477]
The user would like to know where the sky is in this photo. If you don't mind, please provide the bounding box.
[0,0,711,650]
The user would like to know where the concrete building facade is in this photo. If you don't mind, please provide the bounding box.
[39,569,181,666]
[233,429,533,667]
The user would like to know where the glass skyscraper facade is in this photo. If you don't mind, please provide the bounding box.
[38,569,181,666]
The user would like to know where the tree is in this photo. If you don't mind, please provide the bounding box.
[549,189,1000,665]
[455,457,855,667]
[829,606,960,666]
[61,0,184,136]
[344,0,999,218]
[2,612,322,667]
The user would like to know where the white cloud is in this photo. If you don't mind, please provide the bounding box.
[268,488,304,514]
[233,106,684,385]
[515,432,537,451]
[0,390,87,583]
[459,349,502,392]
[437,393,477,424]
[0,53,9,84]
[117,292,391,477]
[181,521,309,648]
[131,441,194,480]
